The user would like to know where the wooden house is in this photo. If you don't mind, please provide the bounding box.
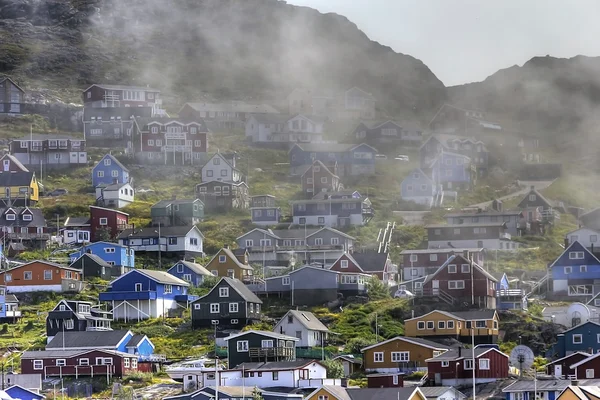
[0,261,83,293]
[89,206,130,242]
[0,77,25,114]
[223,330,298,369]
[204,247,254,282]
[545,352,591,379]
[289,142,377,177]
[191,277,262,329]
[9,136,87,170]
[273,310,329,348]
[45,299,112,343]
[301,160,340,198]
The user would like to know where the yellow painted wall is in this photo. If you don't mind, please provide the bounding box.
[404,311,498,338]
[206,249,248,280]
[306,388,341,400]
[363,338,446,370]
[0,175,39,203]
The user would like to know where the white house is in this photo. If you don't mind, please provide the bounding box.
[273,310,329,348]
[566,227,600,250]
[201,153,242,183]
[198,360,338,390]
[421,387,467,400]
[117,225,204,257]
[95,182,135,209]
[245,114,325,144]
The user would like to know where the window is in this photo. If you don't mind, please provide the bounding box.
[464,359,474,370]
[410,268,417,276]
[229,303,238,313]
[529,194,536,201]
[219,287,229,297]
[426,321,434,329]
[207,170,213,177]
[448,280,465,289]
[99,217,108,225]
[410,254,418,262]
[78,358,89,366]
[581,265,588,273]
[570,252,585,260]
[573,334,583,344]
[374,352,384,362]
[148,139,155,146]
[210,303,220,313]
[453,228,460,234]
[237,340,249,352]
[587,369,595,379]
[564,266,573,274]
[221,169,227,177]
[281,276,291,285]
[592,235,598,243]
[493,320,498,329]
[219,255,226,263]
[273,371,279,381]
[475,320,486,328]
[213,158,221,165]
[245,239,254,247]
[104,247,115,254]
[391,352,409,362]
[479,359,490,370]
[44,270,52,280]
[23,271,32,280]
[417,321,425,330]
[430,254,438,261]
[124,358,130,368]
[134,283,142,292]
[97,171,105,178]
[461,264,470,273]
[318,396,329,400]
[341,260,348,268]
[190,238,199,246]
[315,238,323,245]
[438,321,446,329]
[194,303,200,310]
[261,340,274,348]
[447,320,455,329]
[331,237,339,245]
[22,214,32,221]
[164,285,172,294]
[434,229,441,235]
[448,264,457,273]
[5,213,15,221]
[56,359,66,367]
[318,217,325,224]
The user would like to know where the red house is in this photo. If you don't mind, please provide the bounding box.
[367,373,404,388]
[546,352,590,378]
[330,251,395,283]
[301,160,341,198]
[420,253,497,309]
[132,117,209,165]
[569,352,600,380]
[89,206,129,242]
[400,248,485,280]
[21,349,149,379]
[426,346,509,386]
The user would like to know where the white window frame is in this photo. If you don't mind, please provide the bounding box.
[237,340,249,352]
[391,351,409,362]
[210,303,220,314]
[33,360,43,370]
[99,217,108,225]
[417,321,425,330]
[341,260,348,268]
[573,334,583,344]
[479,358,490,370]
[219,287,229,297]
[447,320,455,329]
[448,264,457,273]
[373,352,384,363]
[461,264,470,273]
[464,359,474,370]
[229,303,239,313]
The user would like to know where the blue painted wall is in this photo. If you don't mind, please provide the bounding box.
[401,169,435,198]
[289,144,376,169]
[167,262,207,286]
[0,286,7,319]
[552,321,600,358]
[432,152,471,184]
[70,242,135,268]
[92,154,130,187]
[292,200,363,216]
[551,241,600,280]
[251,207,281,224]
[5,386,44,400]
[102,270,188,301]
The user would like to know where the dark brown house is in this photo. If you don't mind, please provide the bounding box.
[545,352,590,379]
[196,180,249,212]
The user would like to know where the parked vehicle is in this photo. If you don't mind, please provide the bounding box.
[395,155,410,161]
[48,188,69,197]
[375,154,388,160]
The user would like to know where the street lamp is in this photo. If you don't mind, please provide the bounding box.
[212,320,220,400]
[154,222,161,269]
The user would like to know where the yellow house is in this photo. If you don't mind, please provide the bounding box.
[0,170,39,205]
[361,336,448,373]
[205,247,253,281]
[404,309,499,344]
[306,385,427,400]
[557,386,600,400]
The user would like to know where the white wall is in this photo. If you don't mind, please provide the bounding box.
[428,239,519,251]
[184,230,204,254]
[8,284,62,293]
[274,319,321,347]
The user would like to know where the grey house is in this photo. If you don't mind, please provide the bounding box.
[236,227,354,268]
[249,266,369,306]
[191,277,262,329]
[444,210,526,236]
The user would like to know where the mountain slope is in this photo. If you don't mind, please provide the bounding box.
[0,0,445,114]
[448,55,600,135]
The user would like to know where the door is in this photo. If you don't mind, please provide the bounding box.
[432,280,439,295]
[554,364,562,377]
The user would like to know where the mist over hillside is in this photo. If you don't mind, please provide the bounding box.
[0,0,446,115]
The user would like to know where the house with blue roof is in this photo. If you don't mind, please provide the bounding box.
[167,260,214,287]
[400,168,441,208]
[431,151,475,191]
[99,269,195,320]
[5,385,45,400]
[550,241,600,298]
[289,142,377,177]
[92,154,130,188]
[551,321,600,359]
[69,241,135,270]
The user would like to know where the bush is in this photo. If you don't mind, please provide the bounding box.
[345,337,376,354]
[321,359,344,379]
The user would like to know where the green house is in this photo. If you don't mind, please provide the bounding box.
[151,199,204,227]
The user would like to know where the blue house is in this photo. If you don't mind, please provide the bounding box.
[69,241,135,269]
[250,195,281,226]
[290,192,374,228]
[92,154,130,188]
[99,269,195,321]
[551,321,600,358]
[495,273,527,311]
[400,168,441,208]
[431,151,475,191]
[45,329,157,360]
[5,385,45,400]
[167,260,214,287]
[289,142,377,177]
[550,241,600,298]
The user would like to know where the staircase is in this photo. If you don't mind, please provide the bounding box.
[436,289,455,305]
[526,273,549,297]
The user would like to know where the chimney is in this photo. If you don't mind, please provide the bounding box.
[171,194,177,200]
[224,244,229,249]
[565,238,569,248]
[112,178,118,184]
[592,244,594,254]
[458,347,462,357]
[572,379,579,386]
[530,185,535,190]
[463,250,470,260]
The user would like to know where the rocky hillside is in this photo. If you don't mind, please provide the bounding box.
[0,0,445,114]
[448,55,600,136]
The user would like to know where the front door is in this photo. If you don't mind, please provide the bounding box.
[432,280,439,295]
[554,364,562,377]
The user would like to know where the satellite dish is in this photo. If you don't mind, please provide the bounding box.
[567,303,591,328]
[510,345,535,377]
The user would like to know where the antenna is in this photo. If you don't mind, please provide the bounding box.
[509,345,535,378]
[567,303,591,328]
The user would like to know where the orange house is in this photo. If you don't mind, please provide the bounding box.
[0,260,84,293]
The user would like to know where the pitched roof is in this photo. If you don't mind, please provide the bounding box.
[0,171,34,187]
[207,248,253,270]
[5,385,45,399]
[202,153,238,172]
[71,253,111,268]
[301,160,338,179]
[346,387,423,400]
[232,360,319,371]
[250,113,290,124]
[133,269,190,286]
[404,309,497,322]
[222,277,262,303]
[0,77,25,93]
[444,211,523,218]
[350,251,389,272]
[224,330,298,342]
[125,334,148,348]
[420,387,465,399]
[0,154,28,172]
[117,225,201,239]
[545,352,591,366]
[85,84,160,92]
[151,199,201,209]
[425,347,506,362]
[101,182,131,191]
[292,143,357,153]
[176,260,213,276]
[96,154,129,173]
[560,386,600,400]
[518,187,553,208]
[425,222,507,229]
[361,336,449,352]
[549,241,600,269]
[400,248,484,255]
[5,295,18,304]
[278,310,330,332]
[0,207,46,228]
[307,385,351,400]
[46,330,132,349]
[423,255,497,284]
[0,260,80,275]
[22,349,131,359]
[64,216,91,227]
